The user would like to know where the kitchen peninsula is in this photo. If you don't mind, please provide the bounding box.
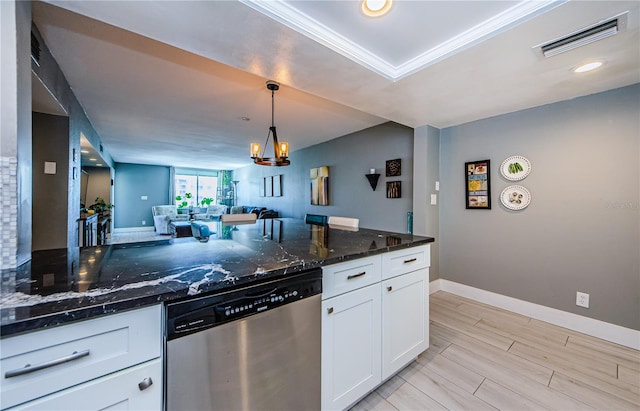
[1,219,433,335]
[1,218,433,410]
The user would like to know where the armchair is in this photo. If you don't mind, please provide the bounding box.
[152,205,189,234]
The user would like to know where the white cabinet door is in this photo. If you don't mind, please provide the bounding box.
[381,268,429,380]
[9,359,162,411]
[321,284,381,411]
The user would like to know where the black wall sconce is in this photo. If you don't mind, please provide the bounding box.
[365,168,380,191]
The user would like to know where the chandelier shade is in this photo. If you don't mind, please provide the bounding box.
[251,81,290,166]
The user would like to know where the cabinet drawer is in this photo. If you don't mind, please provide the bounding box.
[1,305,162,410]
[7,359,162,411]
[381,245,430,280]
[322,256,381,299]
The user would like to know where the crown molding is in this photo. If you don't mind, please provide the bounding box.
[240,0,566,81]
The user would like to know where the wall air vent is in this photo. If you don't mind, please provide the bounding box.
[30,31,41,66]
[538,13,627,58]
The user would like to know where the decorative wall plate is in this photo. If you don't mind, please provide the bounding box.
[500,185,531,210]
[500,155,531,181]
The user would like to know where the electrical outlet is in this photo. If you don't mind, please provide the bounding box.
[576,291,589,308]
[142,220,146,225]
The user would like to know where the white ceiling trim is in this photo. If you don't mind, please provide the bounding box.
[240,0,567,82]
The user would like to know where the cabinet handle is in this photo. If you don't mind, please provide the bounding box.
[4,349,90,379]
[403,258,417,264]
[347,272,366,280]
[138,377,154,391]
[387,286,393,292]
[327,307,334,314]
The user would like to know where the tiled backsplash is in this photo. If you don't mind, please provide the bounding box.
[1,156,18,269]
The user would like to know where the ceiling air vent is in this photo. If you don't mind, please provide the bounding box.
[538,13,627,58]
[30,31,41,66]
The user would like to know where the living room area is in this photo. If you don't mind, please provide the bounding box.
[107,164,293,244]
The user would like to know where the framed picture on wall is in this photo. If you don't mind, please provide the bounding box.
[273,174,282,197]
[265,176,273,197]
[465,159,491,209]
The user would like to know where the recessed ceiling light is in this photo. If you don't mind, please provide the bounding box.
[96,163,103,166]
[241,117,250,122]
[573,61,604,73]
[89,157,97,161]
[362,0,392,17]
[81,149,89,154]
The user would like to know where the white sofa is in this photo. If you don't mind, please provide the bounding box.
[193,205,227,221]
[152,205,189,234]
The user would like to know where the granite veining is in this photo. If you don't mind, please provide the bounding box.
[1,218,433,337]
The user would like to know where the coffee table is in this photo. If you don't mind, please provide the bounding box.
[170,221,192,238]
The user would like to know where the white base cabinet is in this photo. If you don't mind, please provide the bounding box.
[0,305,162,410]
[321,283,381,411]
[381,268,429,380]
[321,245,430,411]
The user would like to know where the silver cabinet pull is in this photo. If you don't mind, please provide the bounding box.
[327,307,334,314]
[4,349,90,378]
[387,286,393,292]
[347,272,366,280]
[403,258,417,264]
[138,377,153,391]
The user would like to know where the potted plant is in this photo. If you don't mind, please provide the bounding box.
[175,192,192,214]
[89,197,114,216]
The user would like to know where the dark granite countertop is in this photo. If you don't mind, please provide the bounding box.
[1,218,433,337]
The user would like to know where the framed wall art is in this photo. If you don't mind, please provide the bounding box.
[310,166,329,205]
[465,159,491,209]
[386,181,401,198]
[386,158,401,177]
[273,174,282,197]
[265,176,273,197]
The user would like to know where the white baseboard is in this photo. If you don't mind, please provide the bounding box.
[430,279,640,350]
[112,227,156,233]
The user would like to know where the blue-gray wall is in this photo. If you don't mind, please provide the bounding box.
[440,84,640,330]
[234,122,414,233]
[114,163,171,228]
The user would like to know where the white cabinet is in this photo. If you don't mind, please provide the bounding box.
[381,268,429,380]
[321,284,381,411]
[321,245,430,411]
[0,305,162,410]
[8,359,162,411]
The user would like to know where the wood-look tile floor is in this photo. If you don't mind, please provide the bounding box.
[351,291,640,411]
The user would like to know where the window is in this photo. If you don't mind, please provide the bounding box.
[174,169,219,207]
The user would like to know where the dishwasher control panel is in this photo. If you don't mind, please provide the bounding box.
[167,269,322,339]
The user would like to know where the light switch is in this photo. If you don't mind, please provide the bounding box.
[430,194,437,205]
[44,161,56,174]
[141,196,148,200]
[435,181,440,191]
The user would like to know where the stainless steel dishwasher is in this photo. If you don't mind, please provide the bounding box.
[166,268,322,411]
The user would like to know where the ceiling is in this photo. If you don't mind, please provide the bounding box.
[31,0,640,170]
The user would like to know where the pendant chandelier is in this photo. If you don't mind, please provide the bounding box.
[250,80,290,166]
